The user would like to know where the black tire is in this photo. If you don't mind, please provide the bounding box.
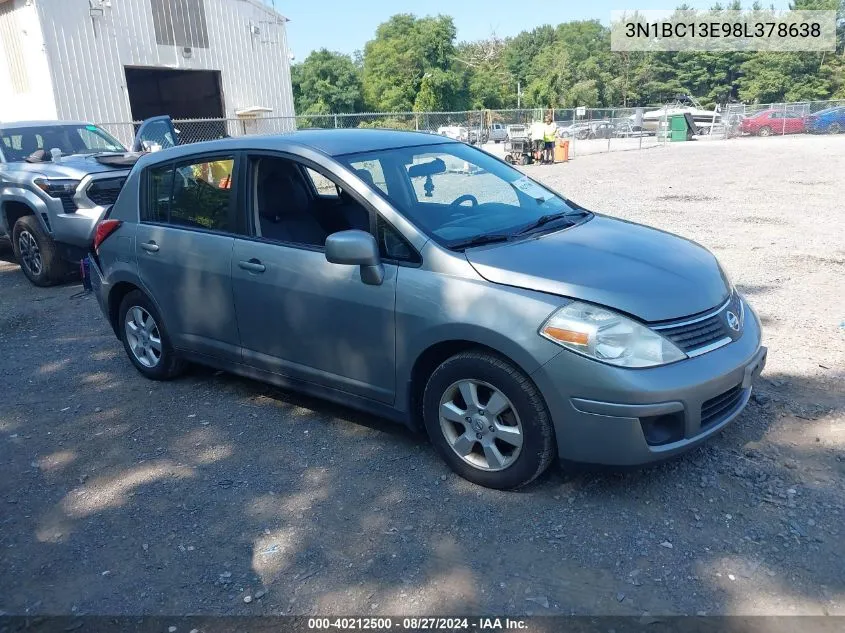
[757,126,772,137]
[828,122,841,135]
[519,155,530,166]
[422,351,556,489]
[118,290,185,381]
[11,215,68,286]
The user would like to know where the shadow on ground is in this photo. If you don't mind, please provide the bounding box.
[0,277,841,616]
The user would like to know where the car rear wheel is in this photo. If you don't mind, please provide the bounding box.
[422,351,556,489]
[11,215,68,287]
[118,290,185,380]
[828,122,841,134]
[757,126,773,137]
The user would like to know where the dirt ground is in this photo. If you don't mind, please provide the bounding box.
[0,134,843,617]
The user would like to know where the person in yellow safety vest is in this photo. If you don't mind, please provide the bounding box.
[529,118,546,163]
[192,159,233,189]
[543,114,557,164]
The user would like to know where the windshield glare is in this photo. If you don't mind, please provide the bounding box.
[338,142,585,246]
[0,124,126,162]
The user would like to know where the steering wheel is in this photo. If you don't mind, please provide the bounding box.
[450,194,479,208]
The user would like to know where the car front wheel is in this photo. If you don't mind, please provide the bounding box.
[11,215,67,286]
[118,290,185,380]
[828,122,841,134]
[422,351,556,489]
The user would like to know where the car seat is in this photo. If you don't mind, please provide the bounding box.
[257,163,327,246]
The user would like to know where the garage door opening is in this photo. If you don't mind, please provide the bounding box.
[126,66,224,115]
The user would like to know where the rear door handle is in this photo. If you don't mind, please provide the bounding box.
[140,241,159,253]
[238,259,266,273]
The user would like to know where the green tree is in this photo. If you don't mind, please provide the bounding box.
[361,14,467,112]
[291,49,362,115]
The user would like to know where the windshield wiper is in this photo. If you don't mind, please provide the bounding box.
[448,233,513,250]
[515,212,572,236]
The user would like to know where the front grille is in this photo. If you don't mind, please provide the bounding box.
[660,314,726,352]
[653,292,744,354]
[57,193,77,213]
[701,384,744,428]
[86,177,126,206]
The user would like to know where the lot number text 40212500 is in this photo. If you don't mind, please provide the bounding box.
[307,617,528,630]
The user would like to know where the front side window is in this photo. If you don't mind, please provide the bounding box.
[337,142,588,247]
[304,167,340,198]
[144,156,235,232]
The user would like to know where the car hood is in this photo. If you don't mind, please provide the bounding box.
[465,215,730,322]
[2,154,133,179]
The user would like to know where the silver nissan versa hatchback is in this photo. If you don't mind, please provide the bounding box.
[88,126,766,489]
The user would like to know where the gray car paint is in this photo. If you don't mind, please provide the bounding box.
[91,129,765,467]
[465,214,730,322]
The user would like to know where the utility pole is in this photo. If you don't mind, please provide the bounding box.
[517,81,522,109]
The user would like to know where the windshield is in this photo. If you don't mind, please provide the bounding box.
[0,124,126,162]
[337,142,588,248]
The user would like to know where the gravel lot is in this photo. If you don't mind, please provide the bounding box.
[1,134,843,617]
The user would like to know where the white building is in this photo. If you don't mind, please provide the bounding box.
[0,0,295,142]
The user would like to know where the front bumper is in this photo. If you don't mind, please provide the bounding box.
[531,304,766,466]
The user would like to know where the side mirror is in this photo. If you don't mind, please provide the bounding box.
[325,230,384,286]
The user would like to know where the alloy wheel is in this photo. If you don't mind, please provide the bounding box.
[124,306,162,368]
[829,123,841,134]
[438,379,523,472]
[17,230,42,277]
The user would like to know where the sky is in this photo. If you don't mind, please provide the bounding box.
[263,0,791,61]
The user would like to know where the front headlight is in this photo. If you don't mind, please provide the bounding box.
[34,177,80,198]
[539,302,687,368]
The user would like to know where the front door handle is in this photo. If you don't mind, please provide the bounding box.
[238,259,266,273]
[140,241,159,253]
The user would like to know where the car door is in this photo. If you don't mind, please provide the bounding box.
[230,153,398,403]
[785,112,804,134]
[135,153,242,361]
[133,116,179,152]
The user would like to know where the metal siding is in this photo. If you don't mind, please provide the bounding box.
[0,0,57,121]
[35,0,294,126]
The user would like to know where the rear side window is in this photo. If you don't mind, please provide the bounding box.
[143,156,236,232]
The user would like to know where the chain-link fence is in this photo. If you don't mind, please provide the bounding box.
[98,98,845,159]
[722,99,845,138]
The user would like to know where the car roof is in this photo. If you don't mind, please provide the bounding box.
[813,106,844,114]
[0,120,93,130]
[158,128,459,161]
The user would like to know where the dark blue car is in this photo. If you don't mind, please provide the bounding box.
[806,106,845,134]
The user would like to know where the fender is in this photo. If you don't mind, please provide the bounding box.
[0,187,51,235]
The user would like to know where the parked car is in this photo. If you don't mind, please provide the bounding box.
[556,122,588,138]
[0,120,142,286]
[488,122,508,143]
[805,106,845,134]
[557,121,614,140]
[739,110,806,136]
[0,115,184,287]
[89,124,766,490]
[614,121,654,138]
[437,126,468,142]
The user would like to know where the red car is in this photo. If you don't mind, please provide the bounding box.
[739,109,806,136]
